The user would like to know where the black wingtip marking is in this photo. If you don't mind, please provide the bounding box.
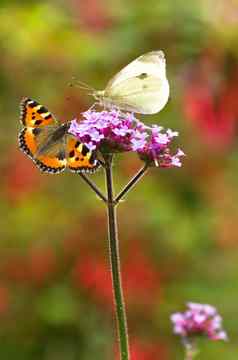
[28,100,39,108]
[37,106,48,114]
[21,97,32,105]
[20,97,39,125]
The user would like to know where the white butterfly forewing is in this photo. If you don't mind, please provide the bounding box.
[106,51,167,88]
[95,51,170,114]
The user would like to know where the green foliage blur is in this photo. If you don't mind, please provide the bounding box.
[0,0,238,359]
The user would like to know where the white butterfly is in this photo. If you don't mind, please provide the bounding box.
[92,50,170,115]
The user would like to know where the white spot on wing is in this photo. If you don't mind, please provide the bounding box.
[42,112,51,118]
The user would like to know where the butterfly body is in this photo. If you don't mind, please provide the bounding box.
[18,98,99,174]
[35,123,70,157]
[93,50,169,114]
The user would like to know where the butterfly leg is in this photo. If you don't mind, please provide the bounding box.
[88,102,98,111]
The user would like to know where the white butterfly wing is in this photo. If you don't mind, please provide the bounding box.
[104,74,169,114]
[104,50,169,114]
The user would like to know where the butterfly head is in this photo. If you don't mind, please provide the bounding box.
[92,90,105,102]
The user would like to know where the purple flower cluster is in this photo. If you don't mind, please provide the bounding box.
[171,302,228,341]
[69,109,185,167]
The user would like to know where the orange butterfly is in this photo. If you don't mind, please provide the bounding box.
[18,98,100,174]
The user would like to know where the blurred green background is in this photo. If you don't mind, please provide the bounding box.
[0,0,238,359]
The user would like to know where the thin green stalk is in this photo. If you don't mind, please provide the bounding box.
[79,173,107,203]
[115,163,149,204]
[183,339,198,360]
[104,154,130,360]
[185,348,198,360]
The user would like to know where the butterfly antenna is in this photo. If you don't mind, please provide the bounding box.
[69,77,95,92]
[76,79,95,91]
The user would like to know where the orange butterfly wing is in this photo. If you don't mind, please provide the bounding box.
[18,98,100,174]
[19,98,67,173]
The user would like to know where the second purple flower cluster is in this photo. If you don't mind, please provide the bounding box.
[171,302,228,342]
[69,109,185,168]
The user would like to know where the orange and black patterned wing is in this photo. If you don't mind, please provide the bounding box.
[18,98,67,173]
[19,125,67,174]
[19,97,58,159]
[20,97,57,127]
[18,98,100,174]
[66,135,100,173]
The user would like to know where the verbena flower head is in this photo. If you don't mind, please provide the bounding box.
[171,302,228,342]
[69,109,185,167]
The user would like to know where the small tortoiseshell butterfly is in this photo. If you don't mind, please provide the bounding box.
[18,98,100,174]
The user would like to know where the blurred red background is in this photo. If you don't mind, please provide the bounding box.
[0,0,237,358]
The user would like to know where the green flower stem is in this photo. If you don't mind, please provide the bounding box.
[79,173,107,203]
[183,339,198,360]
[115,163,149,204]
[104,153,130,360]
[185,348,198,360]
[80,157,149,360]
